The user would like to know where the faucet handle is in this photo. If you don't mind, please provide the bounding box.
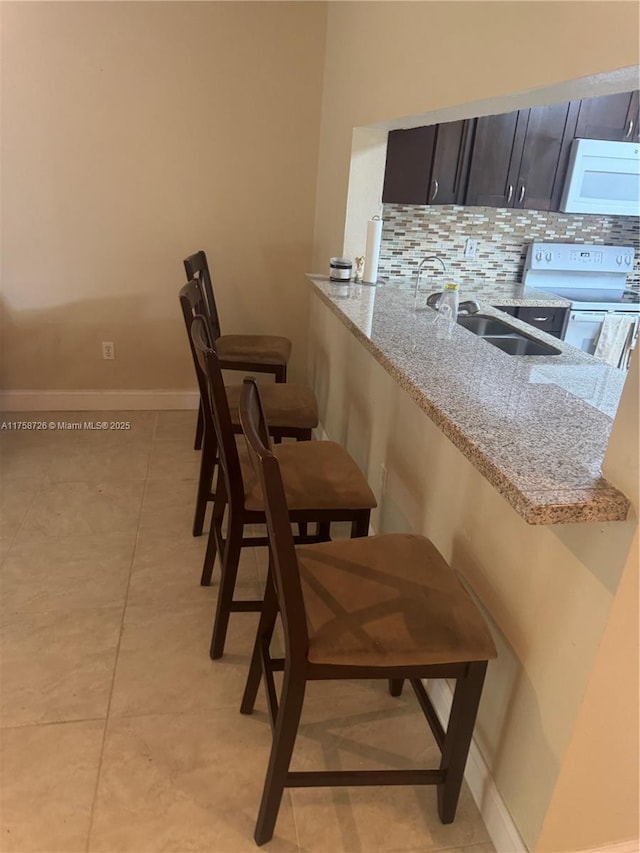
[458,300,480,315]
[426,292,442,309]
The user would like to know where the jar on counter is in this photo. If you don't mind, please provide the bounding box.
[329,257,352,282]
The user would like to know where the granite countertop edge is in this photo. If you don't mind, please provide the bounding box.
[306,275,630,526]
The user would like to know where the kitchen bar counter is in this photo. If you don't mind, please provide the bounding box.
[306,275,630,525]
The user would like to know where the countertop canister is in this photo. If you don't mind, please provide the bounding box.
[330,257,352,282]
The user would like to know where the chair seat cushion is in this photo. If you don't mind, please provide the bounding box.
[226,384,318,430]
[296,534,497,667]
[242,441,377,512]
[216,334,292,366]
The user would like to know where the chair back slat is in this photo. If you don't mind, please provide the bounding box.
[189,310,245,508]
[179,280,214,435]
[184,250,222,341]
[239,378,309,659]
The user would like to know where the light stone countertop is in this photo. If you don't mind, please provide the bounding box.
[306,275,630,525]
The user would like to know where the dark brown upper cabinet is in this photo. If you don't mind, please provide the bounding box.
[382,126,436,205]
[464,111,527,208]
[382,89,639,212]
[465,102,578,211]
[382,120,473,205]
[575,90,639,141]
[514,102,579,210]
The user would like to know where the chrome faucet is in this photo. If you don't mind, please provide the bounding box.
[415,255,447,294]
[414,255,448,311]
[414,255,480,315]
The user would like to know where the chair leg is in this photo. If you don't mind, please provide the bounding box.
[194,400,204,450]
[351,510,370,538]
[209,513,243,659]
[241,561,279,715]
[437,661,488,824]
[254,668,306,846]
[388,679,404,697]
[317,522,331,540]
[200,474,226,587]
[192,427,216,537]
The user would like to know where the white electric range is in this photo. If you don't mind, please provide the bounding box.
[523,242,639,369]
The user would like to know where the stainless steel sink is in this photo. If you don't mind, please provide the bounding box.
[482,336,561,356]
[458,315,521,336]
[457,314,561,356]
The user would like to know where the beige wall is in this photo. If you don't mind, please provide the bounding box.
[311,2,639,849]
[536,357,640,851]
[0,1,327,390]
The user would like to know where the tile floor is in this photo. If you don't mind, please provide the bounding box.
[0,411,495,853]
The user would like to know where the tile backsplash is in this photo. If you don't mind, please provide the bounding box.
[379,204,640,293]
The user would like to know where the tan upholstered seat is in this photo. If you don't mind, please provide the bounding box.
[226,383,317,430]
[216,334,292,366]
[296,534,497,667]
[242,441,377,512]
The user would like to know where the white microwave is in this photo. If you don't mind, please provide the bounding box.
[560,138,640,216]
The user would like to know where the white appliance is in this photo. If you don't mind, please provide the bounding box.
[523,242,639,369]
[560,139,640,216]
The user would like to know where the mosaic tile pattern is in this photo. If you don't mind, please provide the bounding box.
[379,205,640,294]
[306,275,630,526]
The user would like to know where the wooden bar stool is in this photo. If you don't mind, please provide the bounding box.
[184,250,292,451]
[190,314,377,660]
[238,376,497,847]
[180,280,318,537]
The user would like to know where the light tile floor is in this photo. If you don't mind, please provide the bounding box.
[0,411,495,853]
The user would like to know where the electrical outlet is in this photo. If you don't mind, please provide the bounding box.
[464,238,478,259]
[380,464,388,495]
[102,341,115,360]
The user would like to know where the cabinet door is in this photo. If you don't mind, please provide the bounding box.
[429,119,474,205]
[515,102,579,211]
[382,126,436,204]
[575,90,639,141]
[464,111,528,207]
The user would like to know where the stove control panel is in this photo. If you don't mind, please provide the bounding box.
[526,243,635,273]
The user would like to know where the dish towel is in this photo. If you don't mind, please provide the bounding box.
[594,314,635,367]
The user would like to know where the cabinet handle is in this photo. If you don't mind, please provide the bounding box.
[532,316,550,322]
[625,119,634,138]
[518,185,526,204]
[507,185,513,203]
[431,179,439,201]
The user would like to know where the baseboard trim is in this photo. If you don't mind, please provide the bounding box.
[425,679,527,853]
[0,390,200,412]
